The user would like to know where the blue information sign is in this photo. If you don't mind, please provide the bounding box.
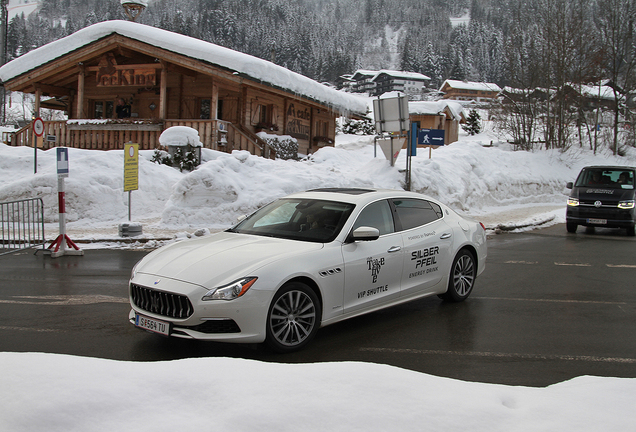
[418,129,445,146]
[57,147,69,177]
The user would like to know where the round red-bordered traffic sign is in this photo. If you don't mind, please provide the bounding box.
[33,117,45,136]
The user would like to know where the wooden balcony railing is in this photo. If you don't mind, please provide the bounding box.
[3,119,275,159]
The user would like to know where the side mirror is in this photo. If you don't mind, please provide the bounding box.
[566,182,573,189]
[350,226,380,242]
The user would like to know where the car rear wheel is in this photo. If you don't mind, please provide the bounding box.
[440,249,476,302]
[265,282,321,352]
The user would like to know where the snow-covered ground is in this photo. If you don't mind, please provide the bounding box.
[2,126,636,431]
[1,352,634,432]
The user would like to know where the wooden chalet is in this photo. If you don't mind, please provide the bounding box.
[0,21,366,158]
[409,101,465,145]
[439,80,501,103]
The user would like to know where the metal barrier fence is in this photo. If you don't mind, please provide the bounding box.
[1,198,46,256]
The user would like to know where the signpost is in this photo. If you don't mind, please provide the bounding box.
[33,117,44,173]
[120,143,142,237]
[418,128,445,159]
[47,147,83,258]
[373,93,412,189]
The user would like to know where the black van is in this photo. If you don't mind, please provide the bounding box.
[566,166,636,236]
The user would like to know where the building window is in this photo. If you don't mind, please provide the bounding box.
[94,100,114,119]
[200,99,211,119]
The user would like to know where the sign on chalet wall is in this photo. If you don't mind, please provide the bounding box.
[286,102,311,141]
[97,68,157,87]
[94,53,157,87]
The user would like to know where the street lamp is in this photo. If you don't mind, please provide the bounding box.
[121,0,147,22]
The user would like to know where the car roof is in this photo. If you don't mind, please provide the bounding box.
[284,188,436,205]
[581,166,636,171]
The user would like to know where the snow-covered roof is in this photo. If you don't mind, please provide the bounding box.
[351,69,431,82]
[0,20,367,116]
[409,100,465,121]
[577,84,616,101]
[372,70,430,82]
[121,0,149,6]
[440,80,502,93]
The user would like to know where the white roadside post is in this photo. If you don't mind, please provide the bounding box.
[47,147,83,258]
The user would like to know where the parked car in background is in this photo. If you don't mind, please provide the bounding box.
[128,188,487,352]
[566,166,636,236]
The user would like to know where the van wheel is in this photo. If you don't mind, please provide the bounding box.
[566,222,577,233]
[627,226,635,237]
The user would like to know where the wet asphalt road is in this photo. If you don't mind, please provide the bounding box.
[1,224,635,387]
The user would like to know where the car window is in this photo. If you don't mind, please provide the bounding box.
[351,200,395,235]
[392,198,442,231]
[576,169,635,189]
[232,198,355,243]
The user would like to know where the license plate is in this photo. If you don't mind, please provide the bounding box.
[135,313,170,336]
[588,218,607,225]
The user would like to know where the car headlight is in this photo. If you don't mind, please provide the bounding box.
[130,260,141,280]
[618,200,635,209]
[202,277,258,301]
[567,198,579,207]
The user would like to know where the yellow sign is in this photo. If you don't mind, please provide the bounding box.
[123,143,139,192]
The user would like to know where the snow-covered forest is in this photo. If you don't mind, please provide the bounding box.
[4,0,633,88]
[3,0,636,153]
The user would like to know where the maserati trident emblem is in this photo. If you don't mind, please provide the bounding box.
[594,201,602,208]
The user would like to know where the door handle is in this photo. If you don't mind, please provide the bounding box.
[387,246,402,253]
[440,233,452,239]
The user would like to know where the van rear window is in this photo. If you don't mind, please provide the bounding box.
[575,169,634,189]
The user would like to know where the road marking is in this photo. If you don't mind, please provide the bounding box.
[0,326,60,333]
[360,347,636,364]
[502,261,636,268]
[474,296,627,305]
[0,295,129,305]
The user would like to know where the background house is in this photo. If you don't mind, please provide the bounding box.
[348,69,431,98]
[409,100,465,145]
[439,80,501,103]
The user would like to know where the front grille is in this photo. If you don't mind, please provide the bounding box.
[130,283,194,319]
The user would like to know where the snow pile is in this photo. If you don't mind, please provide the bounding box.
[159,126,203,147]
[1,352,634,432]
[1,129,635,238]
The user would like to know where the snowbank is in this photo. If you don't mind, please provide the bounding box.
[0,352,633,432]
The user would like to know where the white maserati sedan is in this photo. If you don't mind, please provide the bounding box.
[129,188,487,352]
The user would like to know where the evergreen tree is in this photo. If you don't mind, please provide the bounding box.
[462,109,482,135]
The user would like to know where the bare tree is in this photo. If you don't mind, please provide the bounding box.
[595,0,636,154]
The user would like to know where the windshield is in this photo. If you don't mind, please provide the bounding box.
[230,198,355,243]
[575,168,635,189]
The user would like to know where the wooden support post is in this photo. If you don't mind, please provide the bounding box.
[159,63,168,119]
[34,86,41,118]
[76,65,85,119]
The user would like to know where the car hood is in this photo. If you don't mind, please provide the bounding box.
[135,232,324,288]
[571,186,635,203]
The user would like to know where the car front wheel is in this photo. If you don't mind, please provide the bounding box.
[265,282,321,352]
[440,249,476,302]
